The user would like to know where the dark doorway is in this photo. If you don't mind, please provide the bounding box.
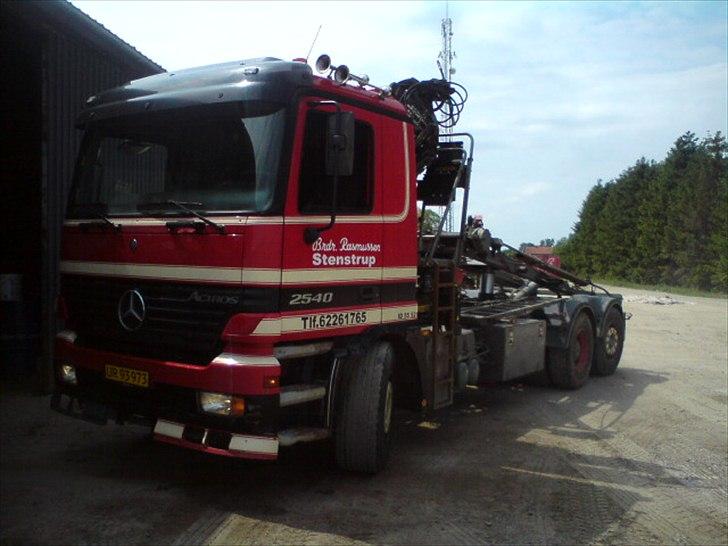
[1,12,43,376]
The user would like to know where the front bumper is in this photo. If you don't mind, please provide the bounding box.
[53,332,282,459]
[51,392,279,459]
[56,333,281,396]
[153,419,278,460]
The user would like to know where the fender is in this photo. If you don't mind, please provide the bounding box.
[327,324,422,416]
[545,293,624,350]
[594,296,625,338]
[574,293,625,336]
[543,297,595,350]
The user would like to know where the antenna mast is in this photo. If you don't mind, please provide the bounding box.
[438,4,456,231]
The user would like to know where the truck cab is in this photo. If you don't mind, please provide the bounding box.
[54,58,420,466]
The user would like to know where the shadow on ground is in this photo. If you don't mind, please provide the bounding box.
[0,368,677,545]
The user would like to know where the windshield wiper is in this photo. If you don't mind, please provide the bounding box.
[137,200,225,234]
[79,213,121,232]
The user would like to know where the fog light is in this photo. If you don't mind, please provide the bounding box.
[199,392,245,416]
[60,364,77,385]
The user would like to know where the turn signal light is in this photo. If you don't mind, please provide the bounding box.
[231,397,246,415]
[263,376,279,389]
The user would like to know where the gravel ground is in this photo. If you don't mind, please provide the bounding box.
[1,285,726,545]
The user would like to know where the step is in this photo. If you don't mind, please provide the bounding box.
[279,384,326,407]
[274,341,333,360]
[278,427,330,447]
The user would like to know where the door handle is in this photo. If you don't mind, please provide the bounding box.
[359,286,379,302]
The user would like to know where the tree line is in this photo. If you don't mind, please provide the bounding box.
[554,131,727,292]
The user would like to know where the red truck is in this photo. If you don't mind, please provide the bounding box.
[52,55,626,473]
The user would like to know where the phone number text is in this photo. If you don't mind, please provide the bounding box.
[300,311,368,330]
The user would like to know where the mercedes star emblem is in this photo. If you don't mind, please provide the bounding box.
[117,289,146,331]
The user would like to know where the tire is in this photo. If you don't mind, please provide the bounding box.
[547,312,594,389]
[335,341,395,473]
[592,307,625,376]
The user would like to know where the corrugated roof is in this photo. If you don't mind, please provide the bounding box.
[5,0,164,75]
[63,1,164,72]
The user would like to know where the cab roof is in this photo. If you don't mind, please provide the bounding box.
[77,57,408,125]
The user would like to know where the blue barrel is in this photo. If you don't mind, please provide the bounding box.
[0,274,40,377]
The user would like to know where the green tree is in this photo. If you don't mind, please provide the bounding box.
[560,131,726,291]
[420,209,442,235]
[703,132,728,291]
[594,158,656,280]
[562,181,610,277]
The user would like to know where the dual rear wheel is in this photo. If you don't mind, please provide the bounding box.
[547,307,625,389]
[592,307,625,376]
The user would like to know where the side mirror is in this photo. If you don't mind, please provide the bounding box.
[303,103,354,245]
[325,111,354,177]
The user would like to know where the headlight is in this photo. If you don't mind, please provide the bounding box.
[198,392,245,416]
[59,364,77,385]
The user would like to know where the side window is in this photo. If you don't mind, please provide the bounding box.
[298,111,373,214]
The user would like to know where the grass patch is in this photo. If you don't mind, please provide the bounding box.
[593,277,727,299]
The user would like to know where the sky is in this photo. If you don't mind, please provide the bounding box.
[72,0,727,246]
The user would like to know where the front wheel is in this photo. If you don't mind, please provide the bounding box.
[547,312,594,389]
[335,341,395,473]
[592,307,625,376]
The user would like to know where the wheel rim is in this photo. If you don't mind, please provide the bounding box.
[605,326,619,357]
[573,330,591,373]
[383,381,393,434]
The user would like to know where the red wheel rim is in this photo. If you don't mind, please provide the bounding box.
[574,330,591,373]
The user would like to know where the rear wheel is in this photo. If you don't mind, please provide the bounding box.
[592,307,625,376]
[335,341,395,473]
[547,312,594,389]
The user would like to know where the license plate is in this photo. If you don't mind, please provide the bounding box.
[105,364,149,388]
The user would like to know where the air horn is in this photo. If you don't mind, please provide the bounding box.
[315,54,387,95]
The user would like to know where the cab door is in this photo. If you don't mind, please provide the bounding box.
[279,99,383,342]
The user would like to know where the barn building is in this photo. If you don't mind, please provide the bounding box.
[1,0,163,389]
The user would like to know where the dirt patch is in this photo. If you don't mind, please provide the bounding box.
[623,294,694,305]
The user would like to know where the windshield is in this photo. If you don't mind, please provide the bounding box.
[67,103,286,217]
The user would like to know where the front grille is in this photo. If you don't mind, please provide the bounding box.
[62,275,277,365]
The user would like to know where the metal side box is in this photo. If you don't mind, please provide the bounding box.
[479,319,546,382]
